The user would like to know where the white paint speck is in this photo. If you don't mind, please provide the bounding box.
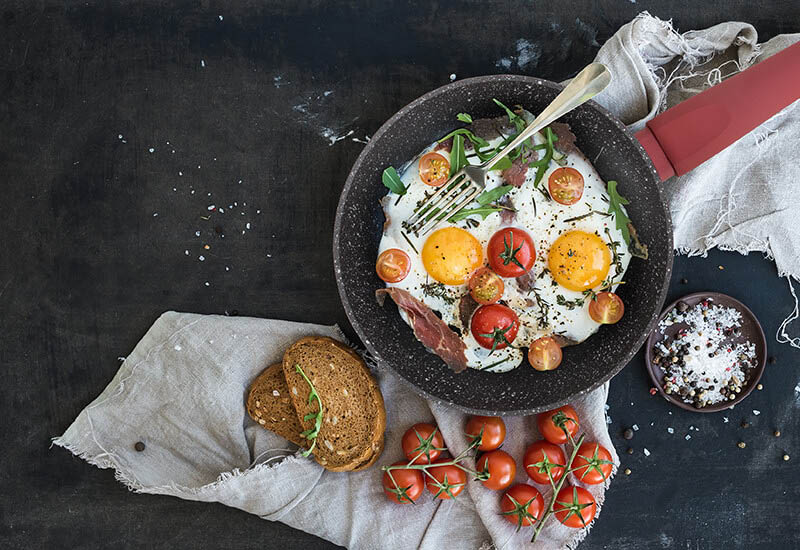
[198,255,205,261]
[148,148,155,153]
[225,266,230,271]
[753,409,761,415]
[723,416,729,423]
[185,250,190,255]
[117,356,126,361]
[179,171,183,176]
[204,282,210,287]
[201,59,206,68]
[246,222,251,230]
[449,73,456,81]
[118,134,123,139]
[218,15,223,20]
[195,231,201,237]
[153,212,158,217]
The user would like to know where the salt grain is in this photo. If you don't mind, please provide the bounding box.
[148,148,155,153]
[667,427,674,434]
[632,424,639,431]
[753,410,761,416]
[685,434,691,440]
[199,255,205,261]
[643,448,650,456]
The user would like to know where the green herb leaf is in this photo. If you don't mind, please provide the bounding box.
[533,127,555,188]
[492,98,526,132]
[439,128,490,150]
[607,180,631,245]
[456,113,473,123]
[294,363,323,458]
[450,134,467,177]
[477,185,513,206]
[382,166,406,195]
[489,156,512,171]
[447,206,502,222]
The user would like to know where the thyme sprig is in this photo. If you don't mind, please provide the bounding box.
[294,364,323,457]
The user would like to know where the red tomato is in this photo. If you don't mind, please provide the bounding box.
[465,415,506,451]
[426,460,467,499]
[588,292,625,324]
[548,167,584,205]
[523,440,566,485]
[419,152,450,187]
[470,304,519,352]
[537,405,580,445]
[376,248,411,283]
[487,228,536,278]
[528,336,563,371]
[382,461,424,503]
[500,484,544,530]
[554,486,597,528]
[468,267,504,305]
[572,442,614,485]
[401,423,444,465]
[476,450,516,491]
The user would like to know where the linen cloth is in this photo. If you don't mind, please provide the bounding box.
[55,13,800,550]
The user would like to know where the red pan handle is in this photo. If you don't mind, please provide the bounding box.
[635,41,800,181]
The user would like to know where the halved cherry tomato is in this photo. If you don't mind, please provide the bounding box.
[426,460,467,499]
[465,415,506,451]
[537,405,580,445]
[528,336,563,371]
[487,228,536,278]
[401,423,444,464]
[588,292,625,324]
[419,152,450,187]
[382,461,425,503]
[470,304,519,352]
[572,442,614,485]
[500,484,544,529]
[548,167,584,205]
[554,486,597,528]
[477,449,516,491]
[376,248,411,283]
[468,267,504,305]
[523,440,566,485]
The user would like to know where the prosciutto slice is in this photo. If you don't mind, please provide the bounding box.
[376,288,469,373]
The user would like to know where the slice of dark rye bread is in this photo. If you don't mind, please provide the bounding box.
[246,364,308,448]
[282,337,386,472]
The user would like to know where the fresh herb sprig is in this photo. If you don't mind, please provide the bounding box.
[607,180,631,245]
[382,166,406,195]
[294,363,323,457]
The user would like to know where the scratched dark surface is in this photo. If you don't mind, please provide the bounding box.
[2,1,800,549]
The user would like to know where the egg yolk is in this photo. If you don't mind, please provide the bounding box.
[548,230,611,291]
[421,227,483,285]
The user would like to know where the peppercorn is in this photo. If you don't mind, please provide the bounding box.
[741,420,750,429]
[624,468,632,476]
[737,441,746,449]
[626,447,634,455]
[757,384,763,390]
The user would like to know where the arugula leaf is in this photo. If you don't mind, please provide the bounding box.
[456,113,473,123]
[381,166,406,195]
[607,180,632,245]
[439,128,490,150]
[477,185,513,206]
[447,206,502,222]
[532,127,555,188]
[492,98,526,132]
[489,156,512,171]
[450,134,467,177]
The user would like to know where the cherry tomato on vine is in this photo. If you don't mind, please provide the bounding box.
[382,461,424,503]
[572,442,614,485]
[588,292,625,324]
[376,248,411,283]
[537,405,580,445]
[548,167,584,205]
[487,227,536,278]
[426,460,467,499]
[500,484,544,530]
[554,486,597,528]
[465,415,506,451]
[419,152,450,187]
[468,267,504,305]
[401,423,445,464]
[470,304,519,352]
[476,450,516,491]
[523,440,566,485]
[528,336,563,371]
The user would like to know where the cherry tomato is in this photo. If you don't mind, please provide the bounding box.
[528,336,563,371]
[588,292,625,324]
[382,461,425,503]
[572,442,614,485]
[419,152,450,187]
[465,415,506,451]
[487,228,536,278]
[537,405,580,445]
[426,460,467,499]
[548,167,584,205]
[401,423,444,465]
[470,304,519,352]
[477,449,516,491]
[554,486,597,528]
[376,248,411,283]
[468,267,504,305]
[523,440,566,485]
[500,484,544,530]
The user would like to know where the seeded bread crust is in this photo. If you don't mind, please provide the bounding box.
[246,364,308,448]
[282,337,386,472]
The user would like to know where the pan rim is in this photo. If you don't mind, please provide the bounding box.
[333,74,674,415]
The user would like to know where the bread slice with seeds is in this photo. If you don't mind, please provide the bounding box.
[282,337,386,472]
[246,363,308,449]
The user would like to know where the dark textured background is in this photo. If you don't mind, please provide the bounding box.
[2,2,799,549]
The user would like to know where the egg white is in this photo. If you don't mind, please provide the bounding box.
[378,116,631,373]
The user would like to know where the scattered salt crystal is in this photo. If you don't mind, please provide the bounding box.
[219,208,224,213]
[185,250,190,255]
[195,231,201,236]
[148,148,155,153]
[257,209,261,214]
[225,266,230,271]
[643,448,650,456]
[266,254,272,258]
[723,417,729,423]
[118,134,123,139]
[246,223,251,230]
[204,282,210,287]
[689,425,695,431]
[201,60,205,68]
[153,213,158,217]
[117,356,126,361]
[449,73,456,81]
[753,410,761,415]
[172,188,176,192]
[208,340,214,344]
[632,424,639,431]
[179,171,183,176]
[218,15,223,20]
[685,434,691,440]
[198,255,205,261]
[174,344,182,351]
[238,180,242,184]
[667,427,674,434]
[207,205,215,210]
